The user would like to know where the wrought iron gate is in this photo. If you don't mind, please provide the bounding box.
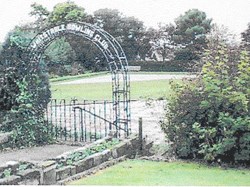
[26,22,131,141]
[46,99,130,142]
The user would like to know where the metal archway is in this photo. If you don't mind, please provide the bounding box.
[26,22,131,137]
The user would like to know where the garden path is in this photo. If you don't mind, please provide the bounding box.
[55,74,196,85]
[0,144,81,166]
[130,100,166,144]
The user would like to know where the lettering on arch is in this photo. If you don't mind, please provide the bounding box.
[28,23,111,61]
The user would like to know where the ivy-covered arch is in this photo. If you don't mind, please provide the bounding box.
[26,22,130,136]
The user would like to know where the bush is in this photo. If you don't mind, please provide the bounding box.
[129,60,192,72]
[0,29,53,147]
[161,46,250,165]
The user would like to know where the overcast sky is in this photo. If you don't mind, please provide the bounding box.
[0,0,250,42]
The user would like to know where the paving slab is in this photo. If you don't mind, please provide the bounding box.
[0,144,81,166]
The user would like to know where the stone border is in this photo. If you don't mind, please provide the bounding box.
[52,135,140,185]
[58,156,127,185]
[0,134,145,185]
[0,161,40,185]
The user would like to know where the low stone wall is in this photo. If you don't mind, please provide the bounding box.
[0,161,40,185]
[0,134,145,185]
[53,135,140,185]
[59,155,127,185]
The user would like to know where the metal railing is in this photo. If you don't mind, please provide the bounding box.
[45,98,130,142]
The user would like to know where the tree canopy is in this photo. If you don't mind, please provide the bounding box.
[174,9,212,63]
[94,9,147,61]
[4,2,244,76]
[48,1,87,25]
[242,23,250,52]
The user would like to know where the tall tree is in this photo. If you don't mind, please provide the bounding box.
[174,9,212,63]
[149,24,176,62]
[207,24,239,49]
[43,37,77,75]
[242,23,250,52]
[47,1,87,25]
[94,9,123,37]
[43,2,102,73]
[120,16,145,60]
[29,3,50,30]
[0,42,3,53]
[94,9,146,61]
[200,24,240,72]
[136,28,154,61]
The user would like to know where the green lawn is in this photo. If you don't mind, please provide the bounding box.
[69,160,250,186]
[50,71,109,83]
[51,79,176,101]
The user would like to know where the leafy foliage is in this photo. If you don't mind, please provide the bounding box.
[242,23,250,52]
[161,45,250,165]
[43,37,78,76]
[56,138,120,168]
[0,28,53,147]
[94,8,147,61]
[174,9,212,63]
[29,2,50,30]
[47,1,86,25]
[147,24,175,62]
[29,2,108,75]
[28,3,214,74]
[1,168,12,178]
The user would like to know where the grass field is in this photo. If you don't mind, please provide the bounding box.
[50,71,108,83]
[68,160,250,186]
[51,79,176,101]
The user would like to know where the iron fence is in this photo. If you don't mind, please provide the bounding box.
[45,99,131,142]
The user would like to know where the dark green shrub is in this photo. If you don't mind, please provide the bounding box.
[161,46,250,165]
[0,28,53,147]
[129,60,192,72]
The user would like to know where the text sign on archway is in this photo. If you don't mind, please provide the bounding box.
[28,23,118,65]
[29,23,108,51]
[27,22,131,138]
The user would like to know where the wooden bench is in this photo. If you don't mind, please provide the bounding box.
[127,66,141,71]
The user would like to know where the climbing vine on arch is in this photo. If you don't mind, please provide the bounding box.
[0,30,53,147]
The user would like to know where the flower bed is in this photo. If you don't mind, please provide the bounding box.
[52,135,140,184]
[56,138,120,169]
[0,135,142,185]
[0,161,40,185]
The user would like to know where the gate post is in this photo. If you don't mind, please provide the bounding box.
[139,117,143,151]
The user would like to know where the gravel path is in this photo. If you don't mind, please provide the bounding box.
[130,100,166,145]
[55,74,196,85]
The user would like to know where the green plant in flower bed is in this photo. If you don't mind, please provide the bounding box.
[18,162,33,172]
[1,168,12,178]
[0,162,33,179]
[56,138,120,169]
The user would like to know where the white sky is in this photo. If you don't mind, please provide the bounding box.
[0,0,250,42]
